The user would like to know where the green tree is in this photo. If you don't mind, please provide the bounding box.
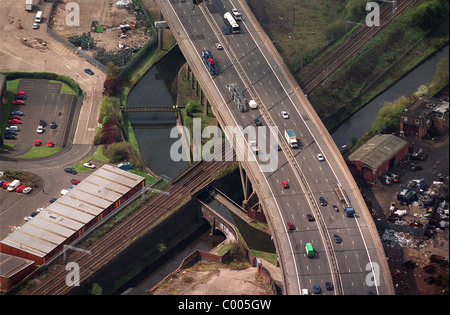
[90,283,103,295]
[369,96,412,134]
[411,0,444,31]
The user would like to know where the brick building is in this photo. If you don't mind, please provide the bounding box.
[400,97,449,138]
[346,134,409,182]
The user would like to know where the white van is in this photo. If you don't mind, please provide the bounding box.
[248,100,257,109]
[35,11,43,23]
[7,180,20,192]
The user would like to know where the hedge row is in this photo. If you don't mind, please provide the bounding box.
[1,72,82,96]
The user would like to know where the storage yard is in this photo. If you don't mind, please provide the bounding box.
[361,129,449,295]
[49,0,153,58]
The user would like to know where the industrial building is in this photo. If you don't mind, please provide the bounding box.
[346,134,409,182]
[0,164,145,265]
[0,253,35,291]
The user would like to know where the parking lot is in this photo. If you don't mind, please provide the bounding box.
[0,169,91,239]
[5,79,77,156]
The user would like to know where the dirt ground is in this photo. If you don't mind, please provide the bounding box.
[50,0,153,53]
[361,128,449,295]
[150,259,274,295]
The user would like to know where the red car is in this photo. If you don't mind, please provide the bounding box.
[2,181,10,189]
[16,185,26,193]
[46,140,54,147]
[281,180,289,189]
[286,222,295,230]
[15,91,26,95]
[34,139,41,146]
[12,100,25,105]
[71,179,81,185]
[8,119,21,124]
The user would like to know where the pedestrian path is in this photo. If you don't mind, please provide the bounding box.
[47,41,75,57]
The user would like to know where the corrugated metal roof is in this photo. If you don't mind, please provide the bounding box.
[348,134,408,170]
[0,164,144,260]
[0,253,34,278]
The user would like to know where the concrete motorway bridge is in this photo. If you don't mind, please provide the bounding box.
[155,0,394,295]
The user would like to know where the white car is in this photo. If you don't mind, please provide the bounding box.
[281,111,289,119]
[37,125,44,133]
[23,187,33,194]
[83,162,96,168]
[215,42,223,50]
[32,23,39,30]
[317,153,325,161]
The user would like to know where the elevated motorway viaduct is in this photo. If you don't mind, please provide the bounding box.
[155,0,394,295]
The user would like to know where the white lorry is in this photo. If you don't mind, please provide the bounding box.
[25,0,33,11]
[249,140,259,155]
[284,129,298,148]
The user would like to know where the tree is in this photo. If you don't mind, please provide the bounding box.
[369,96,412,134]
[411,0,444,31]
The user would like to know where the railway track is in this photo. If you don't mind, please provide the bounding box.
[27,158,235,295]
[299,0,417,94]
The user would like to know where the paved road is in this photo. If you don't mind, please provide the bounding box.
[0,1,104,238]
[156,0,393,295]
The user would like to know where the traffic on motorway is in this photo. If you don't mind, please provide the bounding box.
[160,0,391,295]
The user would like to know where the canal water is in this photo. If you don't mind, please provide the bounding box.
[127,45,189,179]
[331,45,449,150]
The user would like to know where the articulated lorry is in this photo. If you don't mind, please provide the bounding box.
[201,50,217,75]
[284,129,298,148]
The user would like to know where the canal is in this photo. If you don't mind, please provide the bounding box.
[127,45,189,180]
[332,45,449,150]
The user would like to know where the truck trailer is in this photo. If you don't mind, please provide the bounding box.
[25,0,33,11]
[284,129,298,148]
[201,50,217,75]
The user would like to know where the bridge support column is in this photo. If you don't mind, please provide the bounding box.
[239,162,252,209]
[158,12,164,50]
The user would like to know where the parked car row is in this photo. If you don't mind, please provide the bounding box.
[0,179,33,194]
[4,91,27,139]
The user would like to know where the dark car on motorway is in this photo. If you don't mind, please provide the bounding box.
[84,68,94,75]
[326,282,333,291]
[307,214,315,222]
[64,167,77,174]
[319,196,327,206]
[254,119,262,126]
[334,234,342,243]
[313,285,321,294]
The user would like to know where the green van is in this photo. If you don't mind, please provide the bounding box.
[305,243,314,258]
